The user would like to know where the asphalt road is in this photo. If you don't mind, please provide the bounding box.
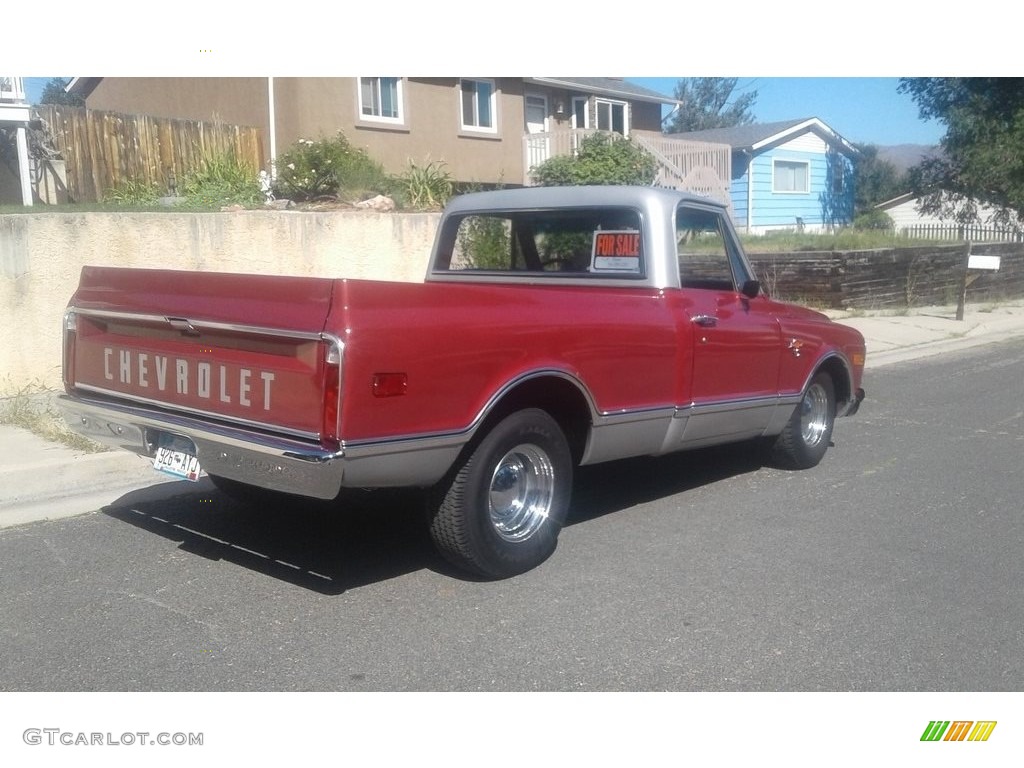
[1,339,1023,692]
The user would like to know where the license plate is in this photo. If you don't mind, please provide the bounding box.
[153,436,202,482]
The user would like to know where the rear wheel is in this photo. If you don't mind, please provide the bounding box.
[770,371,836,469]
[429,408,572,579]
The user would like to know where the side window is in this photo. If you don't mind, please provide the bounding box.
[676,207,735,291]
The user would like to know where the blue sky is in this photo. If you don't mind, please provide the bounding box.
[628,78,944,147]
[23,77,60,103]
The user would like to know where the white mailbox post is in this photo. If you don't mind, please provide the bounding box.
[957,250,1001,321]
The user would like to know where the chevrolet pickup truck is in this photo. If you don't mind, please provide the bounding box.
[60,186,865,578]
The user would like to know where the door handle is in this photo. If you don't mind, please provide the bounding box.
[691,314,718,328]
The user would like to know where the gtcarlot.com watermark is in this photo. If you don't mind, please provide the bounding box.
[23,728,203,747]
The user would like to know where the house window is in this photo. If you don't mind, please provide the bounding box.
[358,77,403,123]
[595,98,628,136]
[571,97,588,130]
[460,79,497,132]
[773,159,810,193]
[831,159,846,195]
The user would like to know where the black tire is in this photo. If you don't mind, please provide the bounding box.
[769,371,836,470]
[429,408,573,579]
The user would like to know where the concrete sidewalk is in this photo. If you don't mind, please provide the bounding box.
[828,299,1024,367]
[2,299,1024,529]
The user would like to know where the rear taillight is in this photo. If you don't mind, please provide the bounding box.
[62,309,77,392]
[321,339,343,446]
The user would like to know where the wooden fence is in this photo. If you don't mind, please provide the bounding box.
[34,105,264,203]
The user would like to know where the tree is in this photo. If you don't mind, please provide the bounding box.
[39,77,84,106]
[898,77,1024,227]
[531,133,657,187]
[663,78,757,134]
[852,143,907,216]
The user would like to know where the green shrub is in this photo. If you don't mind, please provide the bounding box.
[531,132,657,187]
[396,159,454,210]
[853,209,895,231]
[273,132,389,202]
[180,152,263,208]
[103,178,161,206]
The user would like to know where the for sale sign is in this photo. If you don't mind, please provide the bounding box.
[592,230,642,273]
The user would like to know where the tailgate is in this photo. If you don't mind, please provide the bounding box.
[64,267,341,441]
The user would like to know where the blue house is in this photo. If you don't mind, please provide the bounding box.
[674,117,858,234]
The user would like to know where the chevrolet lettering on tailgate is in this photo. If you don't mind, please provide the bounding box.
[98,346,276,410]
[60,186,865,580]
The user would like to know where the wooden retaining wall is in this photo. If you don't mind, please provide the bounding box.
[748,242,1024,309]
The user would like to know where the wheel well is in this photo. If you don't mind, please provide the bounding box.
[816,356,852,407]
[479,376,592,465]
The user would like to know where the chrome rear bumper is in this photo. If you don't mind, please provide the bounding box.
[59,394,346,499]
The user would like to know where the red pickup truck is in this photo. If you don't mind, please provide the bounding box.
[60,186,865,578]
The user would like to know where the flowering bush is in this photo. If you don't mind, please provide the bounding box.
[273,132,389,202]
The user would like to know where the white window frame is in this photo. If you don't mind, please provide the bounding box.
[459,78,498,134]
[773,158,811,194]
[358,77,404,125]
[595,98,629,136]
[525,93,549,133]
[571,96,589,130]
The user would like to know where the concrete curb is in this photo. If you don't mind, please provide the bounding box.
[0,425,177,529]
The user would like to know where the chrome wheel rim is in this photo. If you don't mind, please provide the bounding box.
[800,383,830,448]
[488,443,555,542]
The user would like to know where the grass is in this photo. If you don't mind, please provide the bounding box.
[0,381,106,453]
[0,202,180,214]
[741,229,959,253]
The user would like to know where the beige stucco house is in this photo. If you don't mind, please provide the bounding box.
[68,77,704,189]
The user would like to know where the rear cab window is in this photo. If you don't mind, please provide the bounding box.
[433,207,646,279]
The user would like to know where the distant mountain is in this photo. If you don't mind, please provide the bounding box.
[876,144,941,174]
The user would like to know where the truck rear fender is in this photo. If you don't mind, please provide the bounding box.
[471,371,596,467]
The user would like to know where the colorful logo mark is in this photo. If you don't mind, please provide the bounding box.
[921,721,997,742]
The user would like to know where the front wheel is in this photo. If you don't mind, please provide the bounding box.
[429,409,573,579]
[769,371,836,469]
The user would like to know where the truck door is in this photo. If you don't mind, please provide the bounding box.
[675,205,781,439]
